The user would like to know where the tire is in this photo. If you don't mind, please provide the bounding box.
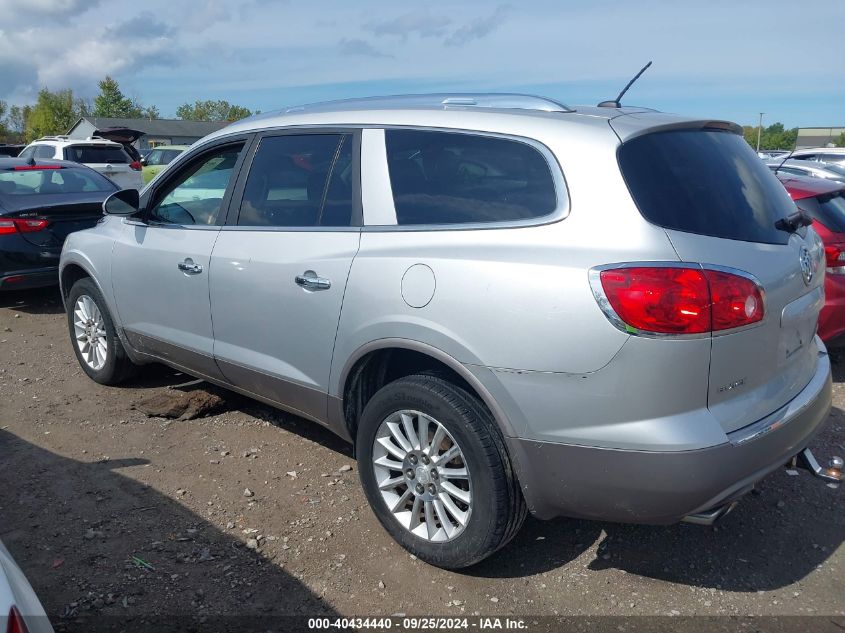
[66,277,138,385]
[357,374,527,569]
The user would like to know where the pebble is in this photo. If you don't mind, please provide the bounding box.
[490,597,499,603]
[246,538,259,550]
[226,522,235,529]
[378,580,385,589]
[286,471,297,478]
[339,464,353,472]
[243,488,254,498]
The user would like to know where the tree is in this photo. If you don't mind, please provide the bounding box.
[176,100,253,122]
[140,105,160,120]
[741,122,798,151]
[26,88,89,141]
[93,76,143,118]
[834,132,845,148]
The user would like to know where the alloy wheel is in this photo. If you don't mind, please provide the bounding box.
[371,409,473,542]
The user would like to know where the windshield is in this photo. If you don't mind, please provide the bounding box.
[0,167,116,199]
[618,129,797,245]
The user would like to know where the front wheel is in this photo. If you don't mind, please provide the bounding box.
[357,374,526,569]
[67,277,138,385]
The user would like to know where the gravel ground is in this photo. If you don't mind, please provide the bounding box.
[0,287,843,630]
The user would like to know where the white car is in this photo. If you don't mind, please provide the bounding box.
[18,136,143,190]
[0,539,53,633]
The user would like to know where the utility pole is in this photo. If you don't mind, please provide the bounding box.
[756,112,765,153]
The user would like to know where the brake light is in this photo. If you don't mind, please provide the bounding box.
[13,165,61,171]
[596,266,764,335]
[0,219,49,235]
[129,160,142,171]
[824,245,845,274]
[7,606,29,633]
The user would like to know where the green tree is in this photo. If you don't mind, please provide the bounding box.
[834,132,845,148]
[93,76,143,118]
[176,100,253,122]
[741,122,798,151]
[26,88,89,141]
[140,104,160,120]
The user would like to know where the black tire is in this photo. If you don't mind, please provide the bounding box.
[357,374,527,569]
[66,277,138,385]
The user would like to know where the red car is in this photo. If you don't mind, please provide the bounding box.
[776,173,845,346]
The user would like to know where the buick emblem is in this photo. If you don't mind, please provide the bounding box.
[799,247,813,286]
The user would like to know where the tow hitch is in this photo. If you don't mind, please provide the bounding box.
[792,448,843,484]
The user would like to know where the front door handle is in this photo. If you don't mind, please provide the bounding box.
[178,258,203,274]
[295,270,331,291]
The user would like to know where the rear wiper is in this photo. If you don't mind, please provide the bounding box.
[775,211,813,233]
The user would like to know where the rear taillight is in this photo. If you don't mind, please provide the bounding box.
[129,160,142,171]
[0,219,50,235]
[7,606,29,633]
[824,245,845,274]
[594,266,764,336]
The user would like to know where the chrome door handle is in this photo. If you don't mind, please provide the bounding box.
[178,258,203,274]
[295,271,331,291]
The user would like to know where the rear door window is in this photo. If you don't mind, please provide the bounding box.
[64,145,129,164]
[34,145,56,159]
[618,129,797,245]
[384,129,557,225]
[796,192,845,233]
[238,133,353,227]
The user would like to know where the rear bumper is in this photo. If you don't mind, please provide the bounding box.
[505,345,833,523]
[0,267,58,290]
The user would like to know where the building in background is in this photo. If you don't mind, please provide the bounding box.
[796,126,845,149]
[67,117,229,150]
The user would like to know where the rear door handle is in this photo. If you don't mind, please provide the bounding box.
[295,271,331,291]
[178,258,203,274]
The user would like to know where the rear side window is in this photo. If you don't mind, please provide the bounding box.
[238,134,353,227]
[34,145,56,159]
[618,129,796,245]
[384,130,557,225]
[146,149,183,166]
[796,192,845,233]
[64,145,129,164]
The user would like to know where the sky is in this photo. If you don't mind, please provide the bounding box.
[0,0,843,128]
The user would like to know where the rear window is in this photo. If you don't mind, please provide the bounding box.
[796,192,845,234]
[64,145,129,164]
[384,130,558,225]
[618,129,797,245]
[0,167,116,199]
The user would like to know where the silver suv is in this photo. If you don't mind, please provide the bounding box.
[59,94,833,568]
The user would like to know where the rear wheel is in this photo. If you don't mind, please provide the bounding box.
[357,374,526,568]
[67,277,138,385]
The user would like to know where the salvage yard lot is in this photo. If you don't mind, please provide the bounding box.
[0,288,843,624]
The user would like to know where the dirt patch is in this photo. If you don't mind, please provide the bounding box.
[134,389,225,420]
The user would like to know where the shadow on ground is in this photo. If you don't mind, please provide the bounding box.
[0,286,64,315]
[0,429,338,632]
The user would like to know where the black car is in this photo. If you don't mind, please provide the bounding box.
[0,158,117,290]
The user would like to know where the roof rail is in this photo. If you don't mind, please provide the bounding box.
[37,135,69,140]
[284,93,573,115]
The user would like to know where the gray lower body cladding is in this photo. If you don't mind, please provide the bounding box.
[507,354,833,524]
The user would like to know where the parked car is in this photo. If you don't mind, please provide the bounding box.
[1,158,117,290]
[789,147,845,167]
[60,94,833,568]
[18,136,143,190]
[776,172,845,346]
[766,159,845,184]
[141,145,189,184]
[758,150,789,160]
[0,538,53,633]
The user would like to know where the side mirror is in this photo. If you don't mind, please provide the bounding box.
[140,157,147,166]
[103,189,140,216]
